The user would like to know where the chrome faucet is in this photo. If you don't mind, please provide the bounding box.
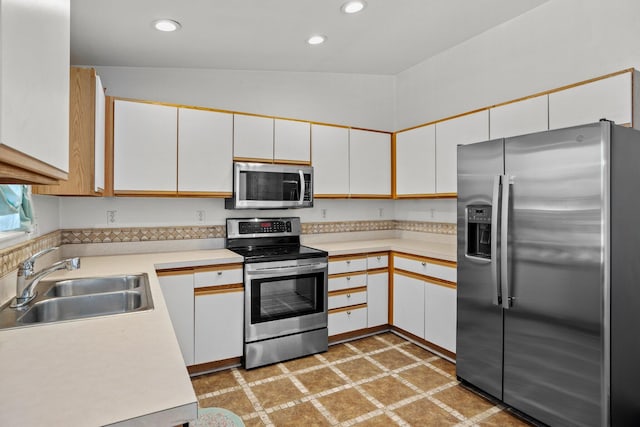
[12,247,81,308]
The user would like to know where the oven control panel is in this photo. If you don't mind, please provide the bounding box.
[239,220,292,234]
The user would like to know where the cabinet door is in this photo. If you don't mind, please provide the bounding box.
[549,72,632,130]
[328,307,368,336]
[392,273,424,338]
[395,125,436,195]
[0,0,70,175]
[349,129,391,196]
[194,289,244,365]
[113,100,178,192]
[424,283,457,353]
[178,108,233,194]
[367,271,388,327]
[311,124,350,196]
[490,95,548,139]
[435,110,489,194]
[274,119,310,164]
[233,114,274,161]
[94,75,105,192]
[158,274,194,366]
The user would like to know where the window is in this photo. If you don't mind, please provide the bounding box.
[0,185,34,232]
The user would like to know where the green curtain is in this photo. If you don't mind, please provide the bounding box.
[0,185,34,232]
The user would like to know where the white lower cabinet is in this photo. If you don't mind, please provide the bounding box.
[424,282,457,353]
[392,274,425,338]
[158,273,194,366]
[328,307,368,336]
[194,289,244,364]
[367,271,388,327]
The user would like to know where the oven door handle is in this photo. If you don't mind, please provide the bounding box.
[246,263,327,276]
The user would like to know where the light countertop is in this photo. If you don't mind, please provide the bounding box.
[309,238,457,262]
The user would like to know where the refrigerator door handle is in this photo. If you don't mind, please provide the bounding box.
[500,174,512,309]
[491,175,501,306]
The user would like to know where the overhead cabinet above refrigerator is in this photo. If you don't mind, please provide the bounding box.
[457,120,640,426]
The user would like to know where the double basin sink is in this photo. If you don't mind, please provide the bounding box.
[0,274,153,329]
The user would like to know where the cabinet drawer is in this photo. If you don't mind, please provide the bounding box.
[328,306,367,336]
[194,266,243,288]
[393,255,456,283]
[328,289,367,310]
[367,253,388,269]
[328,272,366,292]
[329,257,367,275]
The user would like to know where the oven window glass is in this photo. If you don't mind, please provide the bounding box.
[240,171,302,202]
[251,272,324,323]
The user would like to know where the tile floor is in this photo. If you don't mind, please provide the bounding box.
[191,333,533,426]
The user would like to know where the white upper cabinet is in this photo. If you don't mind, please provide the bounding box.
[549,72,632,130]
[0,0,70,181]
[349,129,391,196]
[490,95,549,139]
[311,124,350,196]
[113,100,178,192]
[435,110,489,194]
[178,108,233,194]
[395,124,436,195]
[233,114,274,161]
[274,119,311,164]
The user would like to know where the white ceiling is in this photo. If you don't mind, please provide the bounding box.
[71,0,548,75]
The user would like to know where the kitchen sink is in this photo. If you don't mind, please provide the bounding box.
[43,274,144,297]
[0,273,153,329]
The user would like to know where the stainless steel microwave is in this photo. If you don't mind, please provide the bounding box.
[225,162,313,209]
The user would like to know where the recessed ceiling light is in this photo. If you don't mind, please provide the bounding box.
[341,1,366,14]
[307,35,327,45]
[153,19,181,32]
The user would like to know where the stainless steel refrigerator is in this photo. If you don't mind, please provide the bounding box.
[457,120,640,426]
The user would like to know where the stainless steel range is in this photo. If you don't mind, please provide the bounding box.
[226,217,328,369]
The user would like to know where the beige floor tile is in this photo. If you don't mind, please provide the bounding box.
[360,375,417,406]
[242,416,266,427]
[353,413,398,426]
[334,358,384,382]
[377,332,407,345]
[239,364,284,384]
[399,364,452,392]
[268,401,331,427]
[198,389,256,417]
[349,336,389,353]
[394,397,461,426]
[322,343,359,362]
[402,343,436,360]
[317,388,378,422]
[282,354,323,372]
[191,369,238,396]
[431,358,456,376]
[250,377,304,409]
[434,384,495,418]
[295,367,347,394]
[479,409,534,426]
[369,348,416,371]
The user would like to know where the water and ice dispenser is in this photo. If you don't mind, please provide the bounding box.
[466,205,492,259]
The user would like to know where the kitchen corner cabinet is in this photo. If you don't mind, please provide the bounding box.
[34,67,106,196]
[0,0,70,184]
[113,100,178,194]
[233,115,311,164]
[435,110,489,194]
[395,124,436,196]
[158,272,195,366]
[349,129,391,197]
[489,94,549,139]
[549,71,633,130]
[392,274,425,337]
[311,124,350,197]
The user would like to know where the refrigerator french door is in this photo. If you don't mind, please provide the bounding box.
[457,122,607,426]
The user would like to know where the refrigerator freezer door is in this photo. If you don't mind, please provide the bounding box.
[456,138,504,400]
[503,123,605,426]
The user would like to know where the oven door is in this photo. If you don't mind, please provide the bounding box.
[245,258,328,342]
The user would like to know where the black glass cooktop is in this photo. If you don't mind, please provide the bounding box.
[230,244,327,263]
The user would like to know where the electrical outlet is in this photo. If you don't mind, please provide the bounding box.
[321,209,327,219]
[196,210,206,224]
[107,210,117,225]
[378,208,384,218]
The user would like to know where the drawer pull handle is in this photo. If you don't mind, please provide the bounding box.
[217,271,223,276]
[377,256,381,260]
[421,262,426,266]
[346,260,351,265]
[347,294,351,298]
[347,276,351,281]
[347,311,351,315]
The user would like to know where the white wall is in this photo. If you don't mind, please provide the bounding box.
[94,66,395,131]
[396,0,640,129]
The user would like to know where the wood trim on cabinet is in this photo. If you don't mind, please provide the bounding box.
[367,251,389,258]
[0,144,68,183]
[388,254,394,325]
[232,156,274,164]
[393,251,457,268]
[156,267,194,276]
[314,194,350,199]
[349,194,393,199]
[114,190,179,197]
[391,132,397,198]
[272,159,312,166]
[328,286,367,297]
[329,271,367,279]
[367,267,388,275]
[395,193,457,199]
[193,263,243,273]
[390,326,456,360]
[394,269,456,289]
[187,357,242,375]
[329,254,368,262]
[176,191,232,198]
[194,283,244,296]
[104,96,115,196]
[328,303,367,314]
[328,325,389,344]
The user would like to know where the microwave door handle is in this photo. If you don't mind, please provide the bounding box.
[298,170,305,205]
